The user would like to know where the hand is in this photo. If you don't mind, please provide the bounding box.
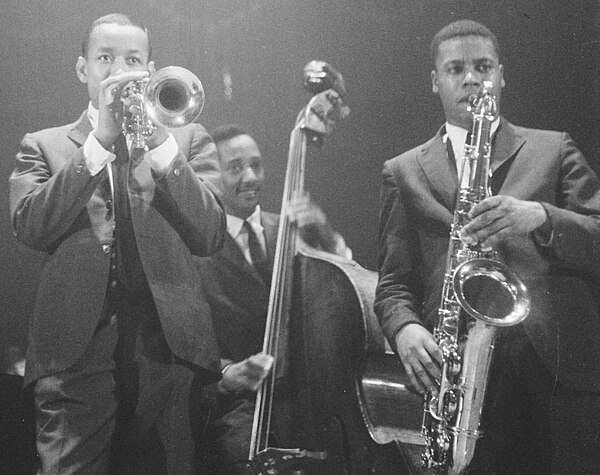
[304,88,350,137]
[144,124,169,150]
[460,195,548,249]
[93,70,150,150]
[288,193,341,253]
[287,193,327,228]
[218,352,274,394]
[395,324,442,395]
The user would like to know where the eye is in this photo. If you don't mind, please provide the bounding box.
[98,54,112,63]
[476,62,493,74]
[447,64,463,75]
[228,163,244,173]
[128,56,142,65]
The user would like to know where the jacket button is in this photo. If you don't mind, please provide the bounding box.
[102,244,111,254]
[173,168,180,177]
[75,165,84,174]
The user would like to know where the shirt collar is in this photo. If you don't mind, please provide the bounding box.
[444,119,500,162]
[227,205,262,239]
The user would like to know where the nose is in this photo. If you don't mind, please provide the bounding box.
[241,166,258,182]
[110,57,127,75]
[463,68,481,87]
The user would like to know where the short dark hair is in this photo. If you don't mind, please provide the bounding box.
[82,13,151,59]
[430,20,500,68]
[210,124,251,145]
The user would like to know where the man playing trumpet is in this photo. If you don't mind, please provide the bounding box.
[9,13,225,473]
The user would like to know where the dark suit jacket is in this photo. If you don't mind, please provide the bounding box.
[10,111,226,384]
[194,211,279,363]
[375,118,600,391]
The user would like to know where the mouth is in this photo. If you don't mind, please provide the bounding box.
[238,188,259,200]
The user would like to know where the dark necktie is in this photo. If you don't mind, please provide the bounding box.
[243,220,271,286]
[112,133,149,297]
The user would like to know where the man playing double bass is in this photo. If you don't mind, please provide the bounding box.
[375,19,600,474]
[193,124,351,474]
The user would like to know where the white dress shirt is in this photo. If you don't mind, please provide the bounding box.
[82,101,178,177]
[227,206,267,266]
[444,119,500,188]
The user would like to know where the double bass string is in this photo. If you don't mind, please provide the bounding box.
[250,122,306,457]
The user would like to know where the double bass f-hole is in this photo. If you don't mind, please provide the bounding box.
[248,61,349,475]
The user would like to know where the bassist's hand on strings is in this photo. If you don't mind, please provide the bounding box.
[218,352,274,394]
[395,323,442,395]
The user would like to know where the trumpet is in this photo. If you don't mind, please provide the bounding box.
[116,66,205,148]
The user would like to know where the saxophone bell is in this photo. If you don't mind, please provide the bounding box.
[453,257,530,327]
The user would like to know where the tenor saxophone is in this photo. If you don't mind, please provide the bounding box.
[421,81,530,474]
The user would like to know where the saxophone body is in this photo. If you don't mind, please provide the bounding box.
[421,81,530,474]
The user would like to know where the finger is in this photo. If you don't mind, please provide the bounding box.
[465,215,509,245]
[402,361,425,395]
[468,195,502,219]
[480,225,513,249]
[418,352,442,382]
[104,70,149,87]
[410,359,439,395]
[423,338,444,366]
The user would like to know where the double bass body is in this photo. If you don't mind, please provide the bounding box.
[285,247,419,474]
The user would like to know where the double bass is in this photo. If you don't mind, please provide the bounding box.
[248,62,424,475]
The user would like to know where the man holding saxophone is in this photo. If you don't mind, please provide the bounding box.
[375,20,600,474]
[9,13,225,473]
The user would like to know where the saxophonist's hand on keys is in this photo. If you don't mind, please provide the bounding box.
[395,323,443,395]
[461,195,548,249]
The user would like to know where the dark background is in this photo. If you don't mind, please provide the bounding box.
[1,0,599,367]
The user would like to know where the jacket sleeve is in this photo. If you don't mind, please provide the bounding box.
[374,158,425,347]
[537,133,600,277]
[9,131,107,252]
[149,124,226,257]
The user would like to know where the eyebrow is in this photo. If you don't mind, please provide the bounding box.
[95,46,143,55]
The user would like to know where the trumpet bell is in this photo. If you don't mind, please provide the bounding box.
[145,66,205,128]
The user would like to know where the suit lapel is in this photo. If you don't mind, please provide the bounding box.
[218,211,279,286]
[417,128,459,211]
[490,119,527,194]
[67,111,93,146]
[220,230,267,286]
[491,119,526,172]
[417,120,527,208]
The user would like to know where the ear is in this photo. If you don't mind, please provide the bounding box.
[76,56,88,84]
[431,69,439,94]
[499,64,506,89]
[148,61,156,74]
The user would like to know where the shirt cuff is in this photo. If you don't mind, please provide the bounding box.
[333,234,353,260]
[84,134,115,176]
[144,133,178,172]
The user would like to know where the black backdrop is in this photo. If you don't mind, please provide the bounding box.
[1,0,599,367]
